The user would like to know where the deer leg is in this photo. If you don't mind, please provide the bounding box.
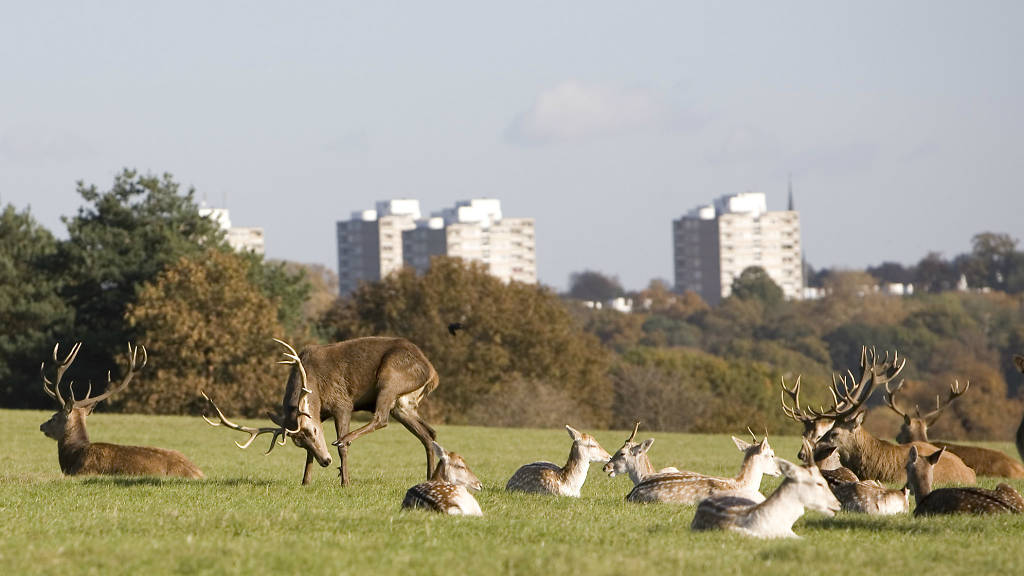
[336,395,397,448]
[334,411,352,487]
[301,451,315,485]
[391,408,436,480]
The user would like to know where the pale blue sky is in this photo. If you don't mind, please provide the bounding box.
[2,1,1020,290]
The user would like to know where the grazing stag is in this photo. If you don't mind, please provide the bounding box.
[626,432,780,505]
[690,456,840,539]
[780,346,907,462]
[816,352,975,486]
[1015,354,1024,464]
[40,342,203,479]
[505,425,611,497]
[810,441,908,515]
[402,442,483,516]
[884,379,1024,478]
[603,421,680,485]
[203,337,440,486]
[906,446,1024,516]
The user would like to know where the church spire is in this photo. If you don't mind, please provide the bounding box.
[787,173,795,211]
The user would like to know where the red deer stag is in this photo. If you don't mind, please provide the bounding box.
[905,446,1024,516]
[883,379,1024,478]
[203,337,439,486]
[1015,354,1024,464]
[816,351,976,486]
[39,342,203,478]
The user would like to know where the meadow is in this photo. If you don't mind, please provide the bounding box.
[2,408,1024,576]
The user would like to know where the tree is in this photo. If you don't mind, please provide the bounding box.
[730,266,784,306]
[915,252,958,293]
[963,232,1019,292]
[124,249,287,415]
[567,270,624,302]
[867,261,915,285]
[0,205,73,408]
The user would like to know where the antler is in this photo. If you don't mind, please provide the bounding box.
[882,379,910,423]
[40,342,82,407]
[201,391,291,452]
[73,343,148,410]
[780,375,822,424]
[817,346,906,421]
[627,420,641,443]
[919,380,969,426]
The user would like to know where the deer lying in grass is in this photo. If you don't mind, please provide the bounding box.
[505,425,611,497]
[626,433,780,504]
[690,454,840,539]
[40,342,203,479]
[812,442,908,515]
[402,442,483,516]
[906,446,1024,516]
[603,421,679,485]
[884,379,1024,478]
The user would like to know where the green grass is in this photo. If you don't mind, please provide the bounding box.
[3,409,1024,575]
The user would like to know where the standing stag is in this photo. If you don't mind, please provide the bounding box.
[1015,354,1024,464]
[883,379,1024,478]
[603,421,680,485]
[402,441,483,516]
[505,426,612,497]
[40,342,203,478]
[203,337,439,485]
[905,446,1024,516]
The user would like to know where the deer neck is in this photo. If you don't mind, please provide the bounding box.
[907,470,933,503]
[58,412,91,473]
[734,452,766,492]
[838,427,888,478]
[629,452,655,485]
[742,479,805,533]
[559,443,592,492]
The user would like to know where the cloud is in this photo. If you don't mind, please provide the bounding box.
[506,81,667,145]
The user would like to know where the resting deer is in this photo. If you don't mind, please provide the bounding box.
[402,442,483,516]
[505,425,611,497]
[626,432,780,504]
[815,350,975,486]
[884,379,1024,478]
[603,421,680,485]
[906,446,1024,516]
[40,342,203,479]
[203,337,439,485]
[811,442,908,515]
[1015,354,1024,464]
[690,455,840,539]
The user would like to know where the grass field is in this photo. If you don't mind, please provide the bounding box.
[3,409,1024,575]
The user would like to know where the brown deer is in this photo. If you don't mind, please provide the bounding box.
[203,337,440,486]
[884,379,1024,478]
[815,351,976,486]
[905,446,1024,516]
[626,432,781,505]
[402,442,483,516]
[603,421,680,485]
[810,441,908,515]
[505,426,612,497]
[690,455,840,539]
[1015,354,1024,464]
[39,342,203,479]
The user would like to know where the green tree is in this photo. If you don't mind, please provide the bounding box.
[730,266,784,306]
[964,232,1019,292]
[567,270,624,302]
[0,205,73,408]
[125,249,286,416]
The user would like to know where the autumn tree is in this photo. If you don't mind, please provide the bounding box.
[124,249,287,416]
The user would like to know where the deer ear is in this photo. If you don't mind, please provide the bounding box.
[1014,354,1024,373]
[638,438,655,454]
[907,445,919,463]
[732,436,753,452]
[565,425,582,442]
[926,447,945,466]
[430,441,447,462]
[775,458,799,479]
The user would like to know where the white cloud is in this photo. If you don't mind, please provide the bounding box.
[506,81,666,145]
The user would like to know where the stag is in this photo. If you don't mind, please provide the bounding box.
[1015,354,1024,464]
[39,342,203,478]
[906,446,1024,516]
[884,379,1024,478]
[203,337,439,486]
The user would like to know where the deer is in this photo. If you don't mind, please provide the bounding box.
[603,421,680,485]
[815,350,976,486]
[39,342,203,479]
[402,441,483,516]
[811,441,909,515]
[1015,354,1024,464]
[905,446,1024,516]
[690,454,841,539]
[505,425,612,497]
[626,432,781,505]
[202,337,440,486]
[883,379,1024,478]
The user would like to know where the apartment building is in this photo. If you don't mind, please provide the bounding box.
[335,199,420,295]
[199,206,265,255]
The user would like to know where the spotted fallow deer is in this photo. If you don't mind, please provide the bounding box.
[815,350,976,486]
[626,432,781,505]
[203,337,439,486]
[810,441,908,515]
[505,426,612,497]
[690,455,841,539]
[402,442,483,516]
[884,379,1024,478]
[39,342,203,479]
[906,446,1024,516]
[603,421,680,485]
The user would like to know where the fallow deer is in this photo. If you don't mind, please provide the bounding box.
[906,446,1024,516]
[505,425,611,497]
[603,421,680,485]
[39,342,203,479]
[884,379,1024,478]
[810,441,908,515]
[815,351,976,486]
[203,337,440,486]
[690,456,841,539]
[402,442,483,516]
[626,432,781,505]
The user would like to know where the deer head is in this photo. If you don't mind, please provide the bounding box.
[733,430,783,478]
[39,342,146,441]
[430,442,482,492]
[604,420,651,477]
[905,445,944,500]
[566,425,612,463]
[884,379,968,443]
[776,458,842,517]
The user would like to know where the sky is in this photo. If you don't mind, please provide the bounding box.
[1,1,1021,291]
